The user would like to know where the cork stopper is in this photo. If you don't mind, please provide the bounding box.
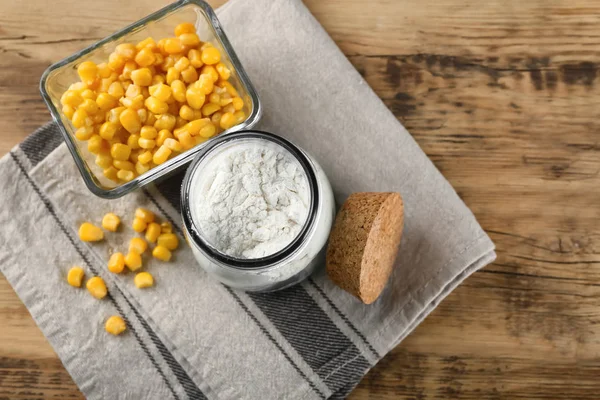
[326,192,404,304]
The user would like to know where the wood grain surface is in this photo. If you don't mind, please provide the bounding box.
[1,0,599,399]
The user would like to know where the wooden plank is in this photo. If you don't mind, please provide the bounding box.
[1,0,599,398]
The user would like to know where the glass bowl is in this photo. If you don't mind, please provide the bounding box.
[40,0,262,199]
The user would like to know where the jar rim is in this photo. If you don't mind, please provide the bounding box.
[181,130,319,269]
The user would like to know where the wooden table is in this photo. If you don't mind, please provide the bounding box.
[1,0,599,398]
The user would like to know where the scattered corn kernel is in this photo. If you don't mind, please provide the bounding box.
[152,245,172,262]
[157,233,179,250]
[125,251,142,271]
[67,266,85,288]
[108,252,126,273]
[86,276,108,299]
[145,222,161,243]
[102,212,121,232]
[105,315,127,335]
[160,221,173,233]
[134,272,154,289]
[79,222,104,242]
[132,217,147,233]
[129,237,148,254]
[135,208,155,223]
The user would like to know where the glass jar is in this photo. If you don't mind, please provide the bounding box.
[181,131,335,292]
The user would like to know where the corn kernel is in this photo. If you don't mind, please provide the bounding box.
[152,245,172,262]
[170,80,187,102]
[131,68,153,86]
[152,74,165,85]
[149,83,172,102]
[61,90,84,107]
[102,212,120,232]
[126,83,142,98]
[99,78,113,93]
[201,103,220,117]
[157,233,179,250]
[161,221,173,233]
[97,62,111,78]
[98,122,117,140]
[119,108,142,134]
[77,61,98,85]
[107,106,126,124]
[134,272,154,289]
[197,74,214,94]
[129,237,148,254]
[153,145,172,165]
[175,22,196,36]
[179,32,200,46]
[132,217,147,233]
[175,116,188,128]
[86,276,107,299]
[166,67,180,85]
[193,109,204,120]
[185,118,210,135]
[113,160,135,171]
[104,166,119,181]
[88,134,107,154]
[136,36,157,50]
[62,104,76,119]
[135,161,150,175]
[67,266,85,288]
[198,122,216,138]
[108,252,125,273]
[174,56,190,72]
[135,208,155,223]
[211,112,223,126]
[201,47,221,65]
[220,112,236,130]
[177,104,193,120]
[92,113,106,125]
[137,109,148,125]
[156,129,173,146]
[146,112,158,126]
[96,93,118,111]
[130,149,142,164]
[220,81,239,97]
[216,62,231,80]
[117,169,135,182]
[180,65,198,83]
[108,52,126,71]
[232,97,244,111]
[136,150,152,164]
[125,251,143,271]
[138,137,156,149]
[186,86,205,109]
[145,222,161,243]
[223,103,236,115]
[234,110,246,124]
[75,126,94,141]
[79,222,104,242]
[154,115,176,132]
[207,93,219,105]
[164,38,185,54]
[135,47,156,67]
[144,96,168,114]
[116,43,137,59]
[121,61,137,80]
[80,89,96,100]
[156,38,167,55]
[188,49,204,68]
[178,131,195,149]
[110,143,131,161]
[105,315,126,335]
[137,125,157,140]
[71,108,89,129]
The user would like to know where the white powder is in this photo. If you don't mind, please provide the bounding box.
[191,140,310,259]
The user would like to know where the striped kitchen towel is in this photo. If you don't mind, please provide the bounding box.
[0,0,496,398]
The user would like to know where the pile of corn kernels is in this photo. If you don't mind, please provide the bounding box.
[60,22,246,184]
[67,208,179,335]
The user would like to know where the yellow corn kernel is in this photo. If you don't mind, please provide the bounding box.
[129,149,141,164]
[223,103,236,115]
[67,266,85,288]
[135,47,156,67]
[116,43,137,59]
[138,137,156,150]
[153,115,175,133]
[161,55,176,71]
[88,135,106,154]
[117,169,135,182]
[210,111,223,126]
[185,118,210,136]
[153,145,172,165]
[232,97,244,111]
[220,81,239,97]
[201,66,219,83]
[180,65,198,84]
[197,74,214,94]
[215,62,231,80]
[201,47,221,65]
[103,166,119,181]
[126,83,142,98]
[208,92,220,105]
[170,80,187,102]
[134,272,154,288]
[122,135,138,151]
[149,83,172,102]
[108,252,125,273]
[121,61,137,80]
[110,143,131,161]
[220,112,236,130]
[125,251,142,271]
[187,49,203,68]
[152,74,165,85]
[132,217,147,233]
[145,222,161,243]
[107,106,125,124]
[77,61,98,85]
[175,22,196,36]
[95,150,113,169]
[156,129,173,146]
[156,38,167,54]
[160,221,173,234]
[164,38,185,54]
[201,102,220,117]
[174,56,190,72]
[219,94,233,108]
[135,208,155,223]
[146,112,158,126]
[164,67,179,85]
[137,150,153,164]
[86,276,108,299]
[119,108,142,134]
[135,161,149,175]
[105,315,126,335]
[113,160,135,171]
[99,78,113,93]
[234,110,246,124]
[144,96,168,114]
[79,100,99,117]
[108,52,126,71]
[164,137,184,152]
[175,116,187,128]
[97,62,111,78]
[101,212,121,232]
[131,68,153,86]
[129,237,148,254]
[178,105,194,121]
[180,32,201,46]
[96,93,118,111]
[75,126,94,141]
[98,122,117,140]
[152,245,172,262]
[62,104,76,120]
[157,233,179,250]
[61,90,84,108]
[136,36,156,50]
[186,86,205,110]
[140,125,158,139]
[193,109,204,120]
[198,122,216,138]
[178,131,195,149]
[137,110,148,126]
[68,81,86,92]
[71,108,89,129]
[80,89,96,100]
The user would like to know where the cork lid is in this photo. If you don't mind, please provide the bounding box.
[326,192,404,304]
